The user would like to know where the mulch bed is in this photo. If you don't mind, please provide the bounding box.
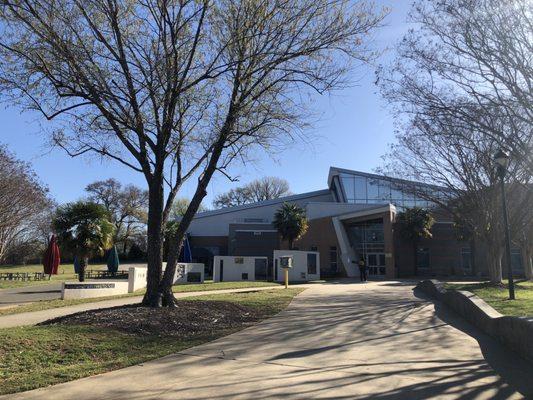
[40,301,262,337]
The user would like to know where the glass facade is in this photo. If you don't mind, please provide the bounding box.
[345,219,385,255]
[345,219,386,276]
[339,172,432,209]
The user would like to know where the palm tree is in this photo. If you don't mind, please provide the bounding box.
[53,201,115,282]
[396,207,435,275]
[273,203,308,250]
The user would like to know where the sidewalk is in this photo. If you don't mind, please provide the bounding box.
[3,281,531,399]
[0,285,284,329]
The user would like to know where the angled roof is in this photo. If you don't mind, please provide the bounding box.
[327,166,445,191]
[305,201,391,220]
[334,204,396,221]
[193,188,332,219]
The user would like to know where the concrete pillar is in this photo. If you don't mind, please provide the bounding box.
[332,217,358,277]
[383,210,396,279]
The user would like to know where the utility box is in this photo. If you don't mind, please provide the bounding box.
[274,250,320,282]
[213,256,269,282]
[173,263,205,284]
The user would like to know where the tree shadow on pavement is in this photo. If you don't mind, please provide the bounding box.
[10,282,531,400]
[412,288,533,398]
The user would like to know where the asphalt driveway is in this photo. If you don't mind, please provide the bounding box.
[3,281,532,399]
[0,283,62,308]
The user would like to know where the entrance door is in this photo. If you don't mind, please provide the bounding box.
[367,253,386,276]
[254,258,267,280]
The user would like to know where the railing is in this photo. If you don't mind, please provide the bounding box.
[84,270,129,280]
[0,270,128,281]
[0,272,51,281]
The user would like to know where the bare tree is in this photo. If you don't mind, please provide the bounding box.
[0,146,52,264]
[380,115,532,283]
[378,0,532,171]
[169,198,208,219]
[0,0,385,306]
[213,176,291,208]
[86,179,148,254]
[378,0,532,283]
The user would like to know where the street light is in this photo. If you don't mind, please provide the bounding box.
[494,149,515,300]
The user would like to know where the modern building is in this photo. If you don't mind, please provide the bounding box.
[187,166,526,279]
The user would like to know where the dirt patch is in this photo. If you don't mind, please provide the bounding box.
[40,301,263,337]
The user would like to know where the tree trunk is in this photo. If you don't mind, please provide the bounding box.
[523,246,532,281]
[487,246,503,284]
[142,178,165,307]
[78,257,87,282]
[159,236,184,307]
[159,184,209,306]
[157,106,238,304]
[288,238,293,250]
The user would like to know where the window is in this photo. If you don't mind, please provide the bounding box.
[415,200,430,208]
[403,200,417,208]
[341,176,355,201]
[354,177,367,200]
[234,257,244,264]
[254,258,267,280]
[511,249,523,273]
[336,171,436,208]
[461,248,472,273]
[187,272,202,283]
[416,248,430,270]
[378,180,391,201]
[367,178,379,200]
[390,185,404,203]
[307,253,317,275]
[242,273,249,280]
[244,218,265,223]
[329,246,338,272]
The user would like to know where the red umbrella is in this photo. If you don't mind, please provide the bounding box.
[43,234,60,275]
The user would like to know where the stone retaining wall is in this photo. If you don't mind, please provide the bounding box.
[62,281,130,300]
[416,280,533,362]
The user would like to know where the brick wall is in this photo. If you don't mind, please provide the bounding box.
[292,217,343,277]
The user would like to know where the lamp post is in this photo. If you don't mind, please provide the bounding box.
[494,149,515,300]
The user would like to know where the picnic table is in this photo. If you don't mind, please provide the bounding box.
[0,272,51,281]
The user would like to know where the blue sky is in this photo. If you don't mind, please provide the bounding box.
[0,1,412,208]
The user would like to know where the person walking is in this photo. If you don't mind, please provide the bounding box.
[358,256,367,282]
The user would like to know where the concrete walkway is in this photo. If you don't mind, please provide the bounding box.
[3,281,532,399]
[0,285,283,329]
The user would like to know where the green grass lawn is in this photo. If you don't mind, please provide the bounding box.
[0,280,282,317]
[0,263,108,289]
[444,280,533,317]
[0,288,303,395]
[170,280,282,292]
